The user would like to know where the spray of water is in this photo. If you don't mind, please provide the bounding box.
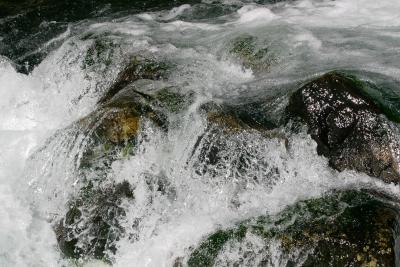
[1,0,400,266]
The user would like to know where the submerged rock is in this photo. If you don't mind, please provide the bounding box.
[190,101,285,171]
[78,82,174,168]
[55,180,134,261]
[98,57,170,104]
[56,84,175,260]
[187,102,287,198]
[187,190,398,266]
[55,106,144,260]
[153,87,194,113]
[228,34,276,74]
[201,101,278,132]
[286,72,400,183]
[55,74,198,260]
[82,37,120,72]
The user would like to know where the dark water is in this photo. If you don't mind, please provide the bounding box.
[0,0,201,73]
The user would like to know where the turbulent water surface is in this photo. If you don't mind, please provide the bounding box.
[1,0,400,266]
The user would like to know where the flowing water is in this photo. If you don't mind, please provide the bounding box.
[1,0,400,266]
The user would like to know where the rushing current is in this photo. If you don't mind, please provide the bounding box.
[1,0,400,266]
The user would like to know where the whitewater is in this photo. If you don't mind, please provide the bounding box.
[1,0,400,266]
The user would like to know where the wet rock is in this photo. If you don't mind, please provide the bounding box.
[54,76,198,261]
[201,101,278,132]
[187,190,398,267]
[187,102,287,198]
[153,87,194,113]
[228,34,276,74]
[77,85,170,169]
[280,191,397,267]
[98,57,170,104]
[193,101,284,161]
[286,72,400,183]
[55,85,174,260]
[82,37,119,72]
[55,180,134,261]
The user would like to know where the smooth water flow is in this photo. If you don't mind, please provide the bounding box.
[1,0,400,266]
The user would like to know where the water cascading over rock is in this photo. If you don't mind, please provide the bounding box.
[186,190,398,267]
[55,57,176,261]
[286,72,400,183]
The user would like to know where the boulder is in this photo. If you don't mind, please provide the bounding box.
[188,102,286,192]
[78,84,171,170]
[286,72,400,183]
[55,180,134,261]
[187,190,398,266]
[98,57,169,104]
[56,79,178,261]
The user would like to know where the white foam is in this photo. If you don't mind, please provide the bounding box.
[161,20,221,32]
[163,4,192,20]
[281,0,400,28]
[237,5,278,24]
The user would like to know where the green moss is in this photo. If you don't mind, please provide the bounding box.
[82,38,118,70]
[121,142,134,157]
[188,223,249,267]
[188,228,245,266]
[187,190,397,266]
[155,88,194,113]
[229,35,275,72]
[230,35,258,59]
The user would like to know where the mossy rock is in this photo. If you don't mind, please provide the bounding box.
[82,37,119,71]
[153,87,194,113]
[229,34,276,73]
[77,108,141,170]
[55,180,134,262]
[286,71,400,183]
[78,87,169,169]
[104,77,194,115]
[93,108,141,144]
[187,190,398,267]
[56,85,181,261]
[76,81,194,172]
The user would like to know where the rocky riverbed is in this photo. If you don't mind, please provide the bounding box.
[1,0,400,266]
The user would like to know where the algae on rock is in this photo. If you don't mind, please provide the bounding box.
[56,82,171,261]
[229,34,276,74]
[187,190,398,267]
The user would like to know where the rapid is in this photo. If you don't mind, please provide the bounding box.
[1,0,400,266]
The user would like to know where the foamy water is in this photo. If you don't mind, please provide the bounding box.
[1,0,400,266]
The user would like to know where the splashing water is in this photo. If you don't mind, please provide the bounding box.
[1,0,400,266]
